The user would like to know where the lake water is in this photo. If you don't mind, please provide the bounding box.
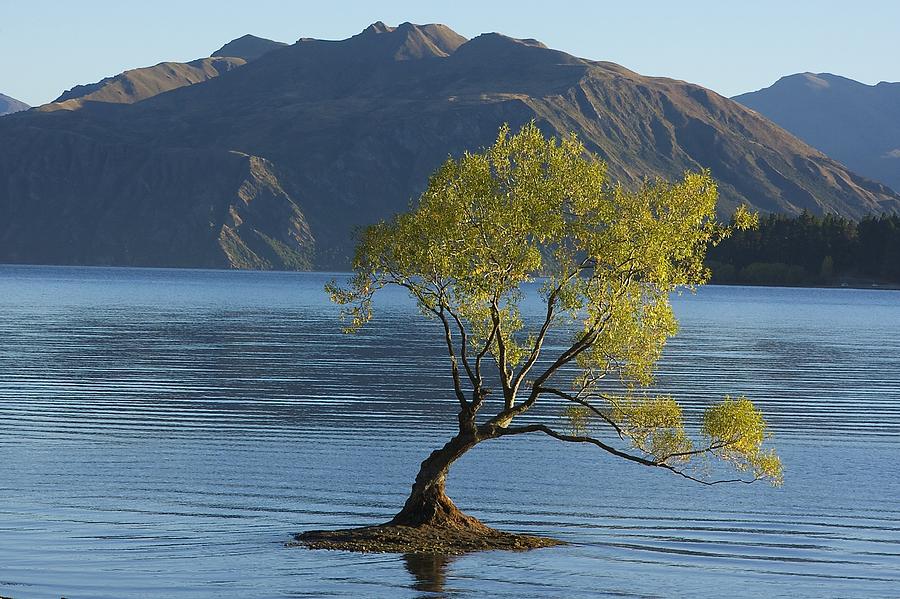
[1,266,899,598]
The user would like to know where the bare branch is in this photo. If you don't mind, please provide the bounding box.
[535,385,625,439]
[530,311,608,389]
[511,257,592,395]
[484,326,601,427]
[446,303,478,389]
[495,266,639,423]
[474,319,498,388]
[492,424,760,486]
[509,289,557,394]
[384,277,472,413]
[490,301,514,408]
[655,440,734,463]
[436,306,470,410]
[493,422,654,464]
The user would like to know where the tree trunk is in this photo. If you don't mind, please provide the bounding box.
[388,432,489,531]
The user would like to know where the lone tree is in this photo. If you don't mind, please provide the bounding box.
[304,123,781,552]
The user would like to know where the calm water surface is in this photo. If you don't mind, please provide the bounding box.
[1,266,899,598]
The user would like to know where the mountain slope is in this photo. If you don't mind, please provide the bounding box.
[39,34,288,112]
[2,23,898,269]
[0,93,29,116]
[734,73,900,192]
[0,123,313,268]
[40,56,247,111]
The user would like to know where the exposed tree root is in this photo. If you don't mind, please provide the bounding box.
[293,476,563,554]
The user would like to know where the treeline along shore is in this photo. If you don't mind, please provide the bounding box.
[707,212,900,288]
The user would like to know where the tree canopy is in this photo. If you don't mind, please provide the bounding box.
[327,122,782,490]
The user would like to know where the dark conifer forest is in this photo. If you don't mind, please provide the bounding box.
[708,212,900,287]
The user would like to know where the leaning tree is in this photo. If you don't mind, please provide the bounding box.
[322,123,781,542]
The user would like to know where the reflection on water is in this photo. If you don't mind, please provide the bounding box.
[0,266,899,598]
[403,553,455,595]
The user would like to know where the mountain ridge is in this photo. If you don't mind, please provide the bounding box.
[0,93,29,116]
[734,73,900,192]
[40,34,288,111]
[41,57,247,111]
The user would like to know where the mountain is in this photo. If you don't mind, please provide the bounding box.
[734,73,900,192]
[0,93,29,116]
[212,34,287,61]
[39,34,287,112]
[2,23,898,270]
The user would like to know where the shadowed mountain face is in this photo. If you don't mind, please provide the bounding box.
[2,23,898,269]
[0,93,29,116]
[734,73,900,192]
[0,131,313,269]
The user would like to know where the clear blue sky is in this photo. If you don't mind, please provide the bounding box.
[2,0,898,106]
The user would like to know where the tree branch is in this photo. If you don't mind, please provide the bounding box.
[446,304,478,390]
[510,289,557,396]
[474,320,498,389]
[492,268,639,424]
[486,325,602,426]
[490,301,514,408]
[655,440,734,463]
[387,276,473,413]
[535,385,625,439]
[485,327,598,427]
[510,257,592,396]
[436,306,470,410]
[492,424,759,486]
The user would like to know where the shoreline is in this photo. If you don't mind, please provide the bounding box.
[2,262,899,291]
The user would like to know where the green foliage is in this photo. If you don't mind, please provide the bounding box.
[819,255,834,282]
[563,405,592,436]
[610,396,693,462]
[739,262,808,286]
[329,122,780,486]
[702,397,784,485]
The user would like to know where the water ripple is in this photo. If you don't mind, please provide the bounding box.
[1,266,899,598]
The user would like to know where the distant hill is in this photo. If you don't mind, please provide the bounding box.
[212,34,287,61]
[40,34,287,111]
[0,93,29,116]
[1,23,898,270]
[734,73,900,192]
